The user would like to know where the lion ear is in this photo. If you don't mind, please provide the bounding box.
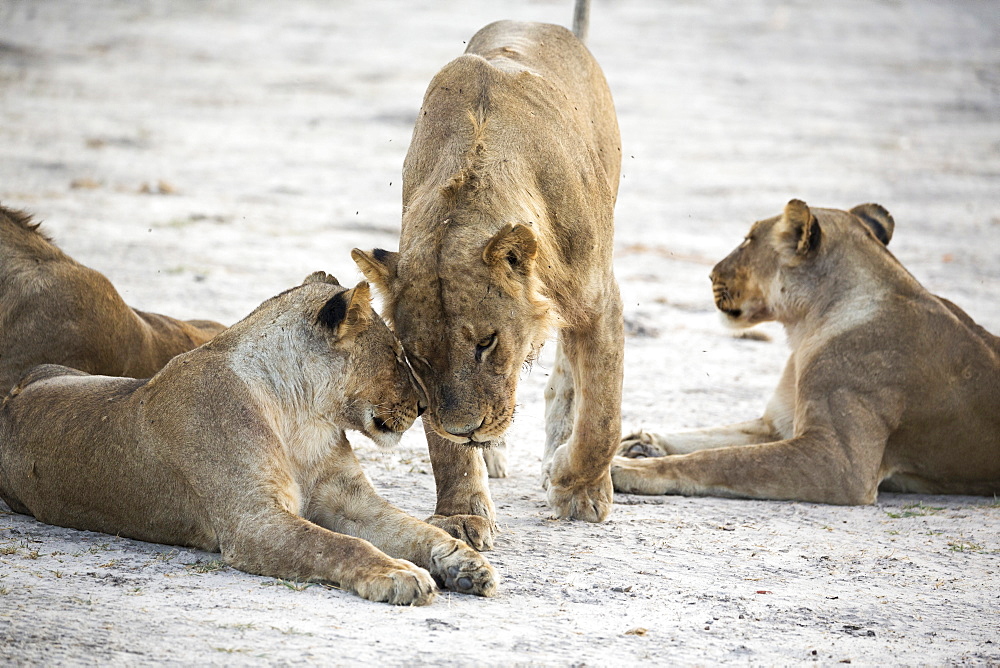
[849,203,894,246]
[302,271,341,286]
[317,281,373,336]
[780,199,821,257]
[351,248,398,295]
[483,223,537,273]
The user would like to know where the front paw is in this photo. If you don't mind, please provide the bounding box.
[429,540,499,597]
[610,455,669,495]
[541,443,613,522]
[427,514,497,551]
[617,430,672,458]
[353,559,437,606]
[545,474,613,522]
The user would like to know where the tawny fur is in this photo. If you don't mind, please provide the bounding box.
[353,14,623,547]
[0,273,497,605]
[613,200,1000,504]
[0,205,225,395]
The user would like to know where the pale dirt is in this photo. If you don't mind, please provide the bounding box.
[0,0,998,665]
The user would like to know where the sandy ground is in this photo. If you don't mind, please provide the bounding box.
[1,0,998,664]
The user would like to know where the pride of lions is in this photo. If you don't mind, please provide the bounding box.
[1,5,997,605]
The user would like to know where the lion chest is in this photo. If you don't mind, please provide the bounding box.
[271,420,349,516]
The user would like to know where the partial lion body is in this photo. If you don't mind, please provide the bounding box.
[0,366,221,546]
[354,15,624,544]
[0,275,497,605]
[873,298,1000,494]
[614,201,1000,504]
[0,206,225,395]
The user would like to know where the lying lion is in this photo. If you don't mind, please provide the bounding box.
[353,4,623,547]
[613,200,1000,504]
[0,205,225,396]
[0,273,497,605]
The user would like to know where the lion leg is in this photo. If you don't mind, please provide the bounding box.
[620,357,794,457]
[423,422,497,551]
[482,436,508,478]
[618,419,780,458]
[219,508,437,606]
[612,397,891,505]
[543,292,624,522]
[543,340,575,464]
[308,463,498,597]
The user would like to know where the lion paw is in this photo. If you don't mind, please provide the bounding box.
[482,444,508,479]
[429,540,499,597]
[541,443,613,522]
[610,455,642,493]
[610,455,671,495]
[617,430,671,458]
[353,559,437,606]
[427,514,496,551]
[545,474,613,522]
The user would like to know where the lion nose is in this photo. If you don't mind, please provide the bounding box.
[442,417,484,439]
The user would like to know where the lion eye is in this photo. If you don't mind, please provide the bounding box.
[475,333,498,362]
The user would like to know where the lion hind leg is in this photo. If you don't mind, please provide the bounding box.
[543,340,575,464]
[542,303,623,522]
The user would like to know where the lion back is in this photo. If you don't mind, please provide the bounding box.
[464,20,621,190]
[4,364,90,400]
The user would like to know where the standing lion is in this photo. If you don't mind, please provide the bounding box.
[0,205,225,395]
[614,200,1000,504]
[353,4,623,547]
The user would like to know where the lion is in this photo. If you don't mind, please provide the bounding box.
[0,273,497,605]
[612,199,1000,504]
[0,205,225,396]
[352,6,623,547]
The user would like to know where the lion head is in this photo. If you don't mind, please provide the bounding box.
[277,272,424,449]
[711,199,896,328]
[352,220,554,446]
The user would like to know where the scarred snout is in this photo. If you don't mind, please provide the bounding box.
[441,416,485,441]
[434,384,487,443]
[426,383,512,445]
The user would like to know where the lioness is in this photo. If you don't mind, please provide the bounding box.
[613,200,1000,504]
[353,6,623,546]
[0,273,497,605]
[0,205,225,396]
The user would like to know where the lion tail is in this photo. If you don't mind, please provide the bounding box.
[572,0,590,43]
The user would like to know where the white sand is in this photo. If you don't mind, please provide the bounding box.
[0,0,997,664]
